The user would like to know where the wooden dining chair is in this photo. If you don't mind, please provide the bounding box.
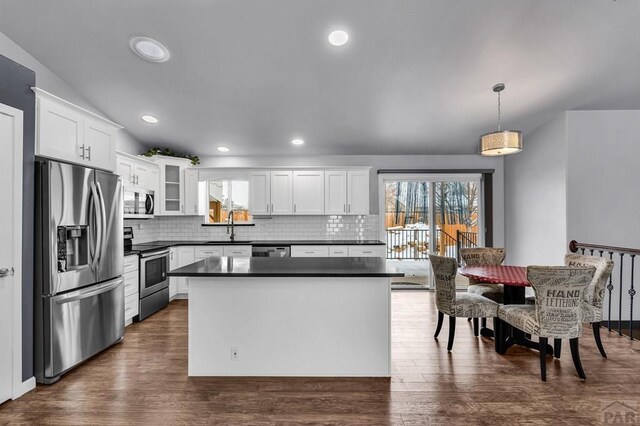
[497,266,595,381]
[460,247,506,332]
[429,254,499,351]
[564,254,615,358]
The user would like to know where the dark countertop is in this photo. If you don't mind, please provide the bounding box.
[251,240,385,246]
[168,256,404,278]
[124,239,385,255]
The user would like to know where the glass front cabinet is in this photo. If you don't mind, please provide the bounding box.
[151,155,193,216]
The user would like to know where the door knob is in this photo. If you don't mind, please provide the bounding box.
[0,267,14,278]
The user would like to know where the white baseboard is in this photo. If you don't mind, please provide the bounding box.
[13,376,35,399]
[172,293,188,300]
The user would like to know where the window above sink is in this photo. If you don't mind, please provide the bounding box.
[206,179,253,224]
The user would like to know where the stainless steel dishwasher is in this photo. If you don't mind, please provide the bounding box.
[251,246,291,257]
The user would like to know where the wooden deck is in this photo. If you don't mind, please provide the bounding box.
[1,292,639,425]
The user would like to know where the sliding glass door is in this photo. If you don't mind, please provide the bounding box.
[380,174,483,289]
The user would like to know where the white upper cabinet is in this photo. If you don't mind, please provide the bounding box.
[324,170,347,215]
[152,155,192,216]
[249,168,369,216]
[270,171,293,215]
[293,170,325,215]
[248,171,271,215]
[83,119,118,171]
[347,170,370,215]
[34,88,121,172]
[116,155,136,186]
[135,162,159,193]
[115,151,159,193]
[184,168,200,216]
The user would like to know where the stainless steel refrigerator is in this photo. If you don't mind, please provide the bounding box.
[35,160,124,384]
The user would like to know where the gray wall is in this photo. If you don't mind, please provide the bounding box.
[198,154,506,247]
[566,111,640,321]
[566,111,640,248]
[0,30,147,153]
[505,109,639,319]
[0,54,35,382]
[504,113,568,266]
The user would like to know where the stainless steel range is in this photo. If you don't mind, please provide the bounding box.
[137,248,170,320]
[124,228,170,321]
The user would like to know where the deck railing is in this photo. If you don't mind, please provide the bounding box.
[456,230,478,263]
[569,240,640,340]
[386,228,429,260]
[435,229,458,259]
[386,228,476,261]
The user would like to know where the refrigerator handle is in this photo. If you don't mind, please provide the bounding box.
[96,181,108,266]
[90,181,103,269]
[55,278,123,304]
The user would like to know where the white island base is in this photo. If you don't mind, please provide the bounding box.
[188,276,391,377]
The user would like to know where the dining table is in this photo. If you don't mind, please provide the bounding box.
[458,265,554,355]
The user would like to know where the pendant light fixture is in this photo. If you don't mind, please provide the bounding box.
[480,83,522,156]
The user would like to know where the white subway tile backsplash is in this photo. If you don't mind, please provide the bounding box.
[125,215,379,244]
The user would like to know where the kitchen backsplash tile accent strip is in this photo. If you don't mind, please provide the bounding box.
[125,215,380,244]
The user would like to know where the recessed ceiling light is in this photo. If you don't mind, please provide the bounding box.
[328,30,349,47]
[217,146,230,152]
[141,115,159,124]
[291,139,305,146]
[130,36,170,63]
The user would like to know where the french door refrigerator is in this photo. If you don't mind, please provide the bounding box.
[35,160,124,383]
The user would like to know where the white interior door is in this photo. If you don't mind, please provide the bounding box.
[0,103,23,403]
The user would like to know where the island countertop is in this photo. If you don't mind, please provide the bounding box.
[168,256,404,278]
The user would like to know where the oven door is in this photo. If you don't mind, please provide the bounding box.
[139,250,169,298]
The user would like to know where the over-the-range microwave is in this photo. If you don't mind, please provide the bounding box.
[123,187,154,219]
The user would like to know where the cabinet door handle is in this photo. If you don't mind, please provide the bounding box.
[266,204,269,213]
[135,175,139,185]
[85,146,91,161]
[348,204,351,213]
[79,144,86,159]
[294,204,296,213]
[343,204,346,213]
[194,204,197,213]
[271,204,273,213]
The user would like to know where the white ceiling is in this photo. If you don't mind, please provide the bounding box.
[1,0,639,156]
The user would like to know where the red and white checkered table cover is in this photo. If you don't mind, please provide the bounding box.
[458,265,529,287]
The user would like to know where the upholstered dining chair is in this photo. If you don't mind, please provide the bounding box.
[497,266,595,381]
[564,254,615,358]
[429,254,499,351]
[460,247,506,331]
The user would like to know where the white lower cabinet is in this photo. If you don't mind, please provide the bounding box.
[123,255,139,325]
[292,245,386,258]
[194,246,224,260]
[169,248,179,298]
[348,245,387,257]
[223,245,252,257]
[171,245,253,297]
[328,245,349,257]
[291,245,330,257]
[176,246,195,294]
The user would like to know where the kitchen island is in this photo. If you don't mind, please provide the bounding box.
[168,256,403,377]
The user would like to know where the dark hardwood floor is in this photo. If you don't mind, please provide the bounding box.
[1,292,639,425]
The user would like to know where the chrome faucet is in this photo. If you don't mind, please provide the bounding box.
[226,210,236,242]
